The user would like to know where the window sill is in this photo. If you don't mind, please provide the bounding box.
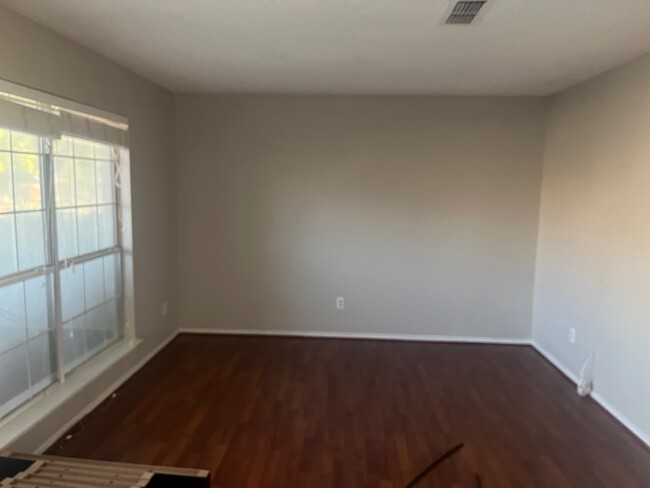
[0,336,142,450]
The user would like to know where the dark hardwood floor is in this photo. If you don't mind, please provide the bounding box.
[47,334,650,487]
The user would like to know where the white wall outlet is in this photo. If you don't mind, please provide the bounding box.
[568,327,576,344]
[336,297,344,310]
[162,301,168,317]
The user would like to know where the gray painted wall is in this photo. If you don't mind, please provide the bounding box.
[533,53,650,443]
[175,95,549,339]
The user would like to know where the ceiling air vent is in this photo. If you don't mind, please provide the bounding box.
[445,0,487,25]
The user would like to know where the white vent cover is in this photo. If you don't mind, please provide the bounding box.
[445,0,487,25]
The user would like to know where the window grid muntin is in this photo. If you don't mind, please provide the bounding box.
[53,137,118,261]
[53,136,122,378]
[0,131,48,277]
[0,273,56,418]
[0,130,53,418]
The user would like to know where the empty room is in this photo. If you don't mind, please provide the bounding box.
[0,0,649,486]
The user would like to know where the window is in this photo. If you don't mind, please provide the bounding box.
[0,89,129,419]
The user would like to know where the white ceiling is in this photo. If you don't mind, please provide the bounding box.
[2,0,650,96]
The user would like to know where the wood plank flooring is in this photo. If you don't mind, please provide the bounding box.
[47,334,650,487]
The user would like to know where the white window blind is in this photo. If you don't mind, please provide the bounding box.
[58,110,129,148]
[0,87,128,419]
[0,91,128,147]
[0,98,61,139]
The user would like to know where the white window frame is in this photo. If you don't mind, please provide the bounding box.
[0,78,137,440]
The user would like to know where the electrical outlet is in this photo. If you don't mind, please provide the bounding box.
[162,301,168,317]
[568,327,576,344]
[336,297,344,310]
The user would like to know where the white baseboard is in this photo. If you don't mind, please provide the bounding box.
[590,392,650,448]
[531,341,650,449]
[179,327,532,345]
[34,329,180,454]
[530,341,580,384]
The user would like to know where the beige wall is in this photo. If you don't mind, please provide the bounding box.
[176,95,549,339]
[533,53,650,442]
[0,6,178,450]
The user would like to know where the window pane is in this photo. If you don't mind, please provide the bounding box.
[63,315,86,372]
[54,157,75,208]
[0,344,29,415]
[86,305,107,353]
[53,136,73,156]
[16,211,46,270]
[98,205,116,249]
[0,152,13,213]
[77,207,99,255]
[56,209,78,260]
[11,131,39,153]
[73,138,94,159]
[96,161,114,205]
[105,298,120,342]
[84,257,105,310]
[0,214,17,277]
[103,253,121,300]
[12,153,42,211]
[0,128,9,151]
[75,159,96,206]
[28,331,57,387]
[60,265,84,321]
[0,282,26,354]
[94,143,112,161]
[25,274,52,338]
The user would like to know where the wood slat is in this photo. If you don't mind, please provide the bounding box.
[0,457,152,488]
[7,453,207,479]
[23,472,147,487]
[38,465,146,482]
